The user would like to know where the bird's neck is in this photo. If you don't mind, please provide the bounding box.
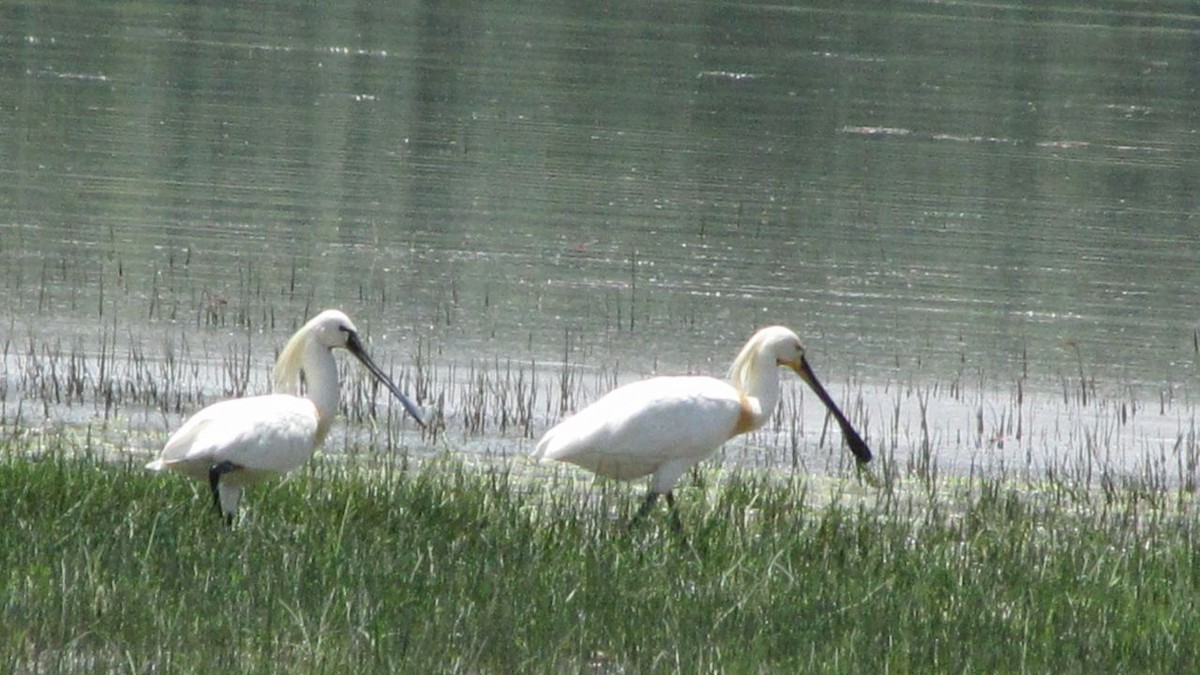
[299,339,339,442]
[735,357,782,431]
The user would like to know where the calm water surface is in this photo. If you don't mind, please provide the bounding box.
[1,1,1198,478]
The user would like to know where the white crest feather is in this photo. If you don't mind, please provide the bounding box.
[273,326,309,394]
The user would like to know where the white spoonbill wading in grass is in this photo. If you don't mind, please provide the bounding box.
[533,326,872,529]
[146,309,425,525]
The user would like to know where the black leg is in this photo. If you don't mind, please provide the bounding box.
[208,460,239,525]
[629,491,660,528]
[665,492,684,534]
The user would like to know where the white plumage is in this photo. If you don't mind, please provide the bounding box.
[146,309,424,524]
[534,326,871,527]
[537,377,745,493]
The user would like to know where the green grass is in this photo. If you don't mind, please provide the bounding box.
[1,428,1198,673]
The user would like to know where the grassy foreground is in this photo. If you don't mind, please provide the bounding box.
[1,429,1198,673]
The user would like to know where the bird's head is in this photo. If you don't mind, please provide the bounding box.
[306,309,361,351]
[278,309,426,428]
[761,327,808,377]
[757,325,873,465]
[730,326,804,389]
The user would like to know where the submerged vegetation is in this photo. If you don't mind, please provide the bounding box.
[4,311,1196,489]
[1,426,1198,672]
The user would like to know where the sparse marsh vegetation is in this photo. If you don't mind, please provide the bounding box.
[5,310,1195,489]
